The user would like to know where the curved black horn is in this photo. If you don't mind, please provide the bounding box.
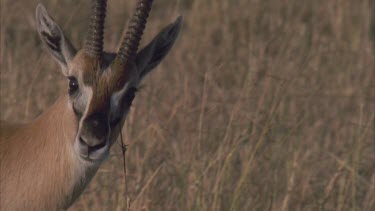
[116,0,153,63]
[83,0,107,58]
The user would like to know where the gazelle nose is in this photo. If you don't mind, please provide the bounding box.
[82,113,109,139]
[82,112,109,141]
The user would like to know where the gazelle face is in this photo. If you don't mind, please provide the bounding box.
[35,1,182,162]
[68,52,138,162]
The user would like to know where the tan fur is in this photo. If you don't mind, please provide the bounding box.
[0,96,99,210]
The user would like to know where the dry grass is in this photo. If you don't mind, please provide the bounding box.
[1,0,374,210]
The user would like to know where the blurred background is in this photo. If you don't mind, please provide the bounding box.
[1,0,374,210]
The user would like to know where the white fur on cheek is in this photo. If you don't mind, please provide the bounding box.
[110,83,129,120]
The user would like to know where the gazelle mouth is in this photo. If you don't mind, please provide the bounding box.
[79,137,107,152]
[78,137,108,162]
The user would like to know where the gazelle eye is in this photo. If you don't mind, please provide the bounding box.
[68,76,79,95]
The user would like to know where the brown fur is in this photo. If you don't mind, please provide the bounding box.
[71,51,136,119]
[0,96,98,210]
[73,52,112,116]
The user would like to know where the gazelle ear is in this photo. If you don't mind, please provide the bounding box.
[35,4,76,76]
[135,16,182,80]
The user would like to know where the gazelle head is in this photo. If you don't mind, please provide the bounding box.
[35,0,182,163]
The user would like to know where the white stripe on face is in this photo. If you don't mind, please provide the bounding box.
[77,84,93,131]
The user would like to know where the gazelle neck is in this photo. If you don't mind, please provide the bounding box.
[0,95,100,210]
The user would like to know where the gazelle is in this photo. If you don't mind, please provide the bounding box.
[0,0,181,210]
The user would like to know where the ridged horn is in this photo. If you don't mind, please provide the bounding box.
[116,0,153,64]
[83,0,107,58]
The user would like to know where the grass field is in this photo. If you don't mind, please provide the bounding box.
[1,0,374,210]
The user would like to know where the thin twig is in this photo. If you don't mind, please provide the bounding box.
[119,130,130,211]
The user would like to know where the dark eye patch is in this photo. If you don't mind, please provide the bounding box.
[111,116,122,127]
[123,87,137,107]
